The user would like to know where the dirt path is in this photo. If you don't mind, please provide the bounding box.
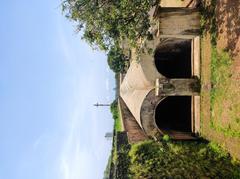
[160,0,199,7]
[201,0,240,159]
[216,0,240,59]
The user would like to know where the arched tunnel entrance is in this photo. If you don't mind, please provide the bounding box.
[154,39,192,78]
[155,96,192,133]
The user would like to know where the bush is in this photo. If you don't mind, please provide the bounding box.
[129,141,240,178]
[114,132,131,179]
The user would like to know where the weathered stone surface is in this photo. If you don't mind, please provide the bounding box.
[118,98,148,143]
[155,8,200,39]
[160,78,200,96]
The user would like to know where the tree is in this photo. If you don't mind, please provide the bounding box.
[107,46,126,73]
[62,0,159,51]
[110,99,118,116]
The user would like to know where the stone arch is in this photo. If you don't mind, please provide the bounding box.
[140,89,163,139]
[140,89,195,140]
[154,96,192,133]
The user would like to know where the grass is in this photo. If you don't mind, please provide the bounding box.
[110,99,123,165]
[114,112,123,132]
[113,137,118,164]
[209,45,240,138]
[200,0,240,138]
[110,99,123,132]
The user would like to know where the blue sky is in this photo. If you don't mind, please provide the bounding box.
[0,1,115,179]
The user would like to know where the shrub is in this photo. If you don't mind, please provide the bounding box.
[129,140,240,178]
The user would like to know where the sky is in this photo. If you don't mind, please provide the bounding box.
[0,1,115,179]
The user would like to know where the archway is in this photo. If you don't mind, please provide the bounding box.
[154,39,192,78]
[155,96,192,133]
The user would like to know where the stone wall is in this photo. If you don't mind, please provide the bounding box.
[118,98,148,143]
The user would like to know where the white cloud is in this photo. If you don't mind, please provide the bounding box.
[57,85,99,179]
[58,106,86,179]
[105,78,110,91]
[60,159,70,179]
[57,26,78,66]
[33,134,46,150]
[106,95,111,101]
[106,67,110,73]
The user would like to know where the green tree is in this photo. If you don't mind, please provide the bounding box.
[107,46,126,73]
[110,99,118,120]
[62,0,159,51]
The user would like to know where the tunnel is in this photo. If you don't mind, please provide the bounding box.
[155,96,192,133]
[154,39,192,78]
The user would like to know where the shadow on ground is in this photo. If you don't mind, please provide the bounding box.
[201,0,240,56]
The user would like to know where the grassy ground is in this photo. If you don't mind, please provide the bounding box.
[210,48,240,137]
[114,115,122,132]
[109,99,124,166]
[200,0,240,159]
[110,99,123,132]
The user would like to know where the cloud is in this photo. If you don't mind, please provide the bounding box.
[60,146,95,179]
[58,101,110,179]
[106,67,110,73]
[33,134,46,149]
[60,159,70,179]
[106,95,111,101]
[105,78,110,91]
[58,106,86,179]
[57,25,78,66]
[57,87,99,179]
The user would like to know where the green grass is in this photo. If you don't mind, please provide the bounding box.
[210,47,231,108]
[112,117,123,164]
[110,99,123,166]
[114,115,122,132]
[113,137,118,164]
[200,0,240,138]
[110,99,123,132]
[210,47,240,138]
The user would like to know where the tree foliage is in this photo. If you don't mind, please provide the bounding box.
[62,0,159,51]
[107,46,126,73]
[129,141,240,178]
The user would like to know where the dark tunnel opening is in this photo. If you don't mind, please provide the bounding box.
[154,40,192,78]
[155,96,192,132]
